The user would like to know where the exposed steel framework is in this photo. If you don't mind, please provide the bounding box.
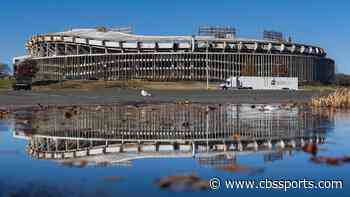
[21,28,335,83]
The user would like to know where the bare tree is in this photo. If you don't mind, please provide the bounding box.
[14,59,38,78]
[0,63,8,74]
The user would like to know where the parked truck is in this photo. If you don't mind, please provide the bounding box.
[220,76,298,90]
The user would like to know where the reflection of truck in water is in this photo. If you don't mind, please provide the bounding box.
[220,76,298,90]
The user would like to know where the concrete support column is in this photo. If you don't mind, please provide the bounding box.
[191,142,196,157]
[137,142,142,152]
[155,142,160,152]
[289,140,296,148]
[253,141,258,151]
[316,136,320,144]
[267,140,272,149]
[120,144,124,153]
[237,141,243,151]
[300,138,305,147]
[55,43,58,56]
[308,138,313,144]
[277,140,285,149]
[191,36,195,52]
[46,43,50,56]
[173,142,179,151]
[76,45,80,55]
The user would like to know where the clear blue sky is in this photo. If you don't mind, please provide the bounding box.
[1,0,349,73]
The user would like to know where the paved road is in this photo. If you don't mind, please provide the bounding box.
[0,88,332,107]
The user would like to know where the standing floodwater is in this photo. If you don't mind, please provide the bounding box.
[0,103,349,197]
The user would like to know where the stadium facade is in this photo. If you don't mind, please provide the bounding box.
[21,27,335,83]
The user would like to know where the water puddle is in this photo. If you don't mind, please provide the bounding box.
[0,103,349,196]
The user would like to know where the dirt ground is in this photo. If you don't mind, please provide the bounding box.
[31,80,219,91]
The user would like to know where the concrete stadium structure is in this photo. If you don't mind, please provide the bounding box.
[23,27,335,83]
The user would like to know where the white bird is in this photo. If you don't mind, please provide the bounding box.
[259,104,278,112]
[141,90,151,97]
[264,105,277,111]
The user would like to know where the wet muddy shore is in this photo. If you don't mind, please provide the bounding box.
[0,89,332,107]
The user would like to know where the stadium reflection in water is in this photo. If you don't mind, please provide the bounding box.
[13,103,333,167]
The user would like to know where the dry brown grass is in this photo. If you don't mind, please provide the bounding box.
[311,88,350,108]
[32,80,217,91]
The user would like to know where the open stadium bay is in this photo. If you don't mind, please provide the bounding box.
[0,103,349,197]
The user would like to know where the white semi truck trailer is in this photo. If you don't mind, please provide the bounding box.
[220,76,298,90]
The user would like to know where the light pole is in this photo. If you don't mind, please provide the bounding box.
[206,41,209,90]
[206,105,209,152]
[103,64,107,87]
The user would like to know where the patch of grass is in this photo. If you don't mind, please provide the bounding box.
[0,79,14,90]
